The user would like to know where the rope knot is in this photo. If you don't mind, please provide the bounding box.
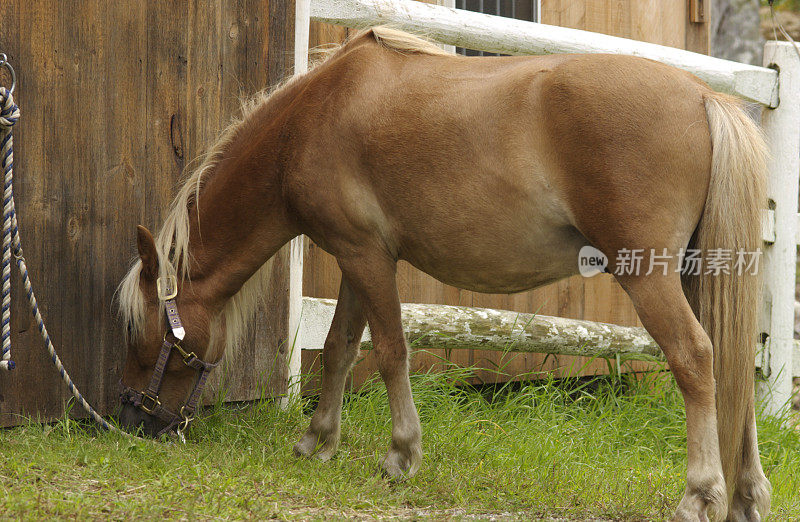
[0,88,19,129]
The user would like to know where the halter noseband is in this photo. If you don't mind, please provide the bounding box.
[119,275,220,440]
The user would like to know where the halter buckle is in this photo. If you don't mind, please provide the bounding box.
[173,343,198,367]
[156,275,178,300]
[140,392,160,414]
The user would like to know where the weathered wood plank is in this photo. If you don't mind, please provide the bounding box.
[202,0,294,403]
[0,1,151,425]
[0,0,294,426]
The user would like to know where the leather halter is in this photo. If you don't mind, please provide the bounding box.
[119,275,220,438]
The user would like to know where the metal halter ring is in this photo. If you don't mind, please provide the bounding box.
[0,54,16,94]
[176,406,194,444]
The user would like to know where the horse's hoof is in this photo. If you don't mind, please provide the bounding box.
[673,473,727,522]
[380,442,422,481]
[293,430,340,461]
[729,472,771,522]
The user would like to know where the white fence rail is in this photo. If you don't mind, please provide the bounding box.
[299,297,800,379]
[292,0,800,414]
[310,0,779,107]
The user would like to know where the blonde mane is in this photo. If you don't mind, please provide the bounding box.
[369,26,451,56]
[117,27,450,349]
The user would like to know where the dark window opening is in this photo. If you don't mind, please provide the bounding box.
[455,0,540,56]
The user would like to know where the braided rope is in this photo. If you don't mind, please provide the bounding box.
[0,86,129,436]
[0,87,18,371]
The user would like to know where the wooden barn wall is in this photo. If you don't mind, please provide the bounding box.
[302,1,710,389]
[0,0,295,427]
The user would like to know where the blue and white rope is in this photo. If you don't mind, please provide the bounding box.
[0,86,128,436]
[0,86,18,372]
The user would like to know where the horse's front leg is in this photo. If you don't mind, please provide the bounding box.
[338,253,422,479]
[294,277,366,461]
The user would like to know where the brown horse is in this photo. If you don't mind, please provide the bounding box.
[117,27,769,521]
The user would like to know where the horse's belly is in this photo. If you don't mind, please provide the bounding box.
[399,222,587,294]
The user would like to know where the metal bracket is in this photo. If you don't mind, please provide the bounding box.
[690,0,707,23]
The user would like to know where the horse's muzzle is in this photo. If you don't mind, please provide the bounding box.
[118,402,170,437]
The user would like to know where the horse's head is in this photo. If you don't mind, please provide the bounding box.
[117,225,223,438]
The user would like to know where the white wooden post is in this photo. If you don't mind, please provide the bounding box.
[295,0,311,74]
[285,0,311,404]
[760,41,800,415]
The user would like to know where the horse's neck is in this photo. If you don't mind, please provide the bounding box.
[183,86,306,308]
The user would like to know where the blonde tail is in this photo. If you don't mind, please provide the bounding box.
[683,91,767,510]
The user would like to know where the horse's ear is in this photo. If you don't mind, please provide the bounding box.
[136,225,158,281]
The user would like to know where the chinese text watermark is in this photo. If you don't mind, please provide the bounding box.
[578,247,761,278]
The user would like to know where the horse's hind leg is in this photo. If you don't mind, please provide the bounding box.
[617,273,727,521]
[730,405,771,521]
[294,277,366,461]
[336,253,422,479]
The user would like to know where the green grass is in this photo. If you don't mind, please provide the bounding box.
[0,364,798,520]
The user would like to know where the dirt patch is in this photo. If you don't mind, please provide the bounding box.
[794,377,800,410]
[279,507,619,521]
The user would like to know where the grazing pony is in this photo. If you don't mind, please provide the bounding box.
[117,27,769,521]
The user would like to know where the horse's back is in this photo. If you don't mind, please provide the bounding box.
[287,37,715,292]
